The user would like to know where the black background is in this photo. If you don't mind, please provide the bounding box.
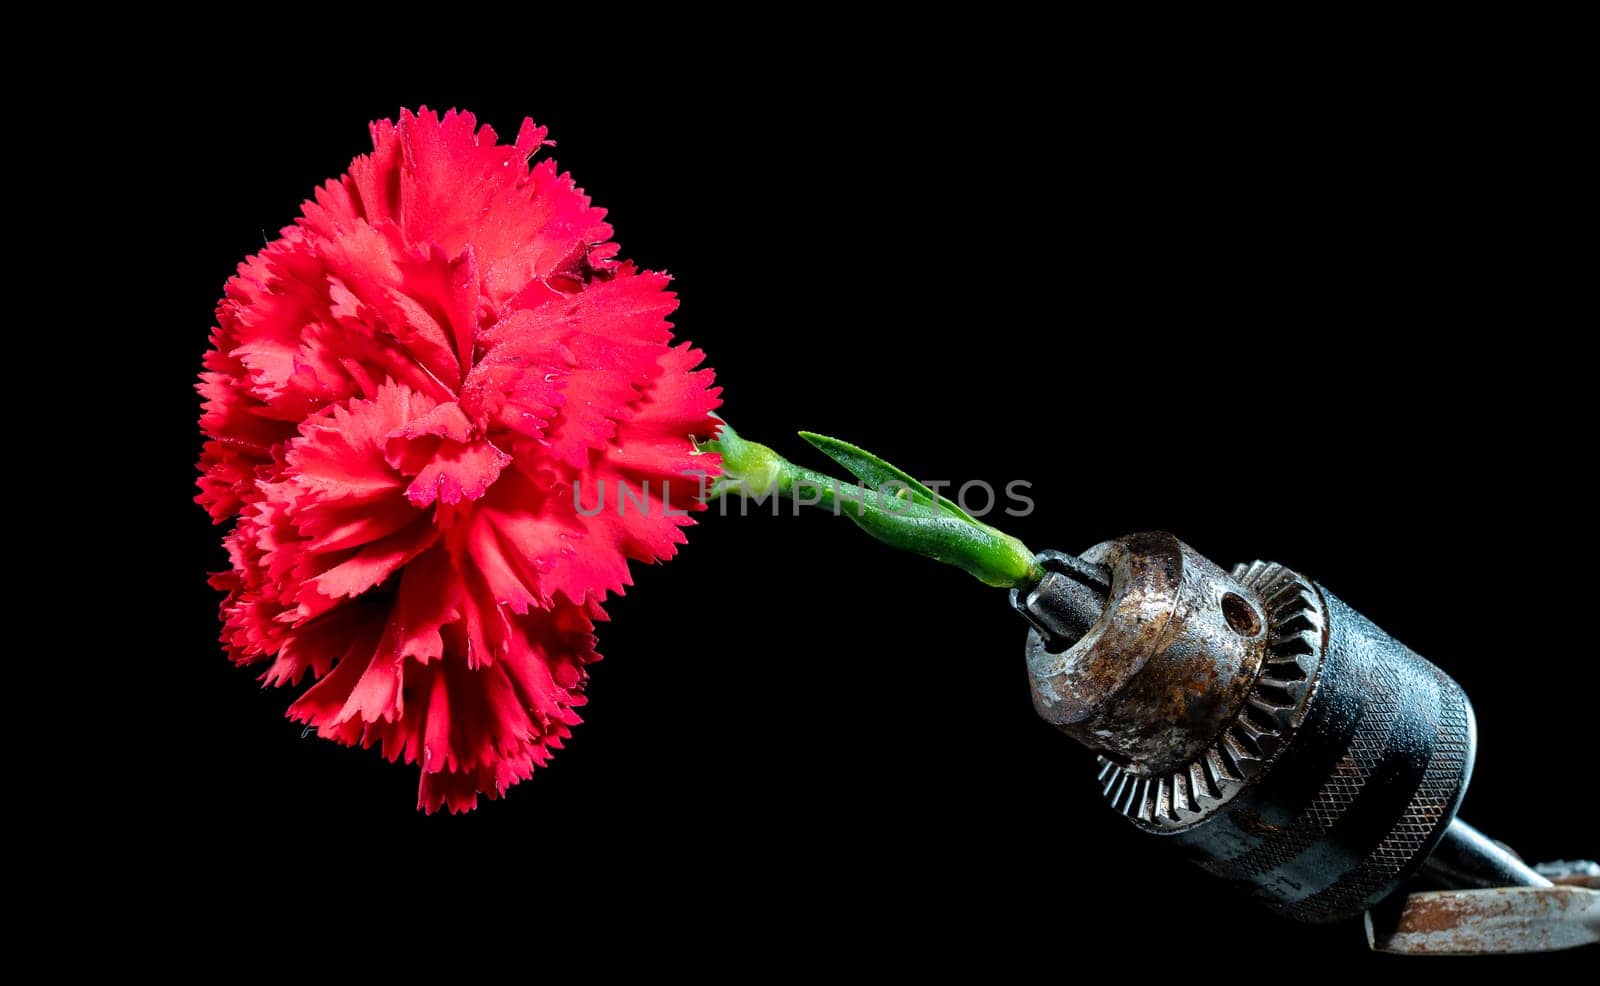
[140,46,1591,965]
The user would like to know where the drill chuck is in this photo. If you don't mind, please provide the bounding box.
[1016,532,1483,923]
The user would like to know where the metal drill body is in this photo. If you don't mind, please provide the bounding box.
[1181,583,1474,921]
[1018,533,1476,923]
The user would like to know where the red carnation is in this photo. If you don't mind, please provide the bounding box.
[197,108,721,812]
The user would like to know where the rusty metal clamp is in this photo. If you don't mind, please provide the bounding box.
[1367,858,1598,955]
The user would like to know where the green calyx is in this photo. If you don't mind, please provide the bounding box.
[700,421,1041,589]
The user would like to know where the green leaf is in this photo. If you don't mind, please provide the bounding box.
[797,431,972,521]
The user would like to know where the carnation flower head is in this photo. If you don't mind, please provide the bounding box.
[198,107,721,812]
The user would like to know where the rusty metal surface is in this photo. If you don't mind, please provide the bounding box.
[1095,560,1325,832]
[1025,532,1269,772]
[1366,886,1600,954]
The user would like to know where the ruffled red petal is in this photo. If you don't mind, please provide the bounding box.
[198,107,720,811]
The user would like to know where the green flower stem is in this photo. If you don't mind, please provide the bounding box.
[700,421,1042,589]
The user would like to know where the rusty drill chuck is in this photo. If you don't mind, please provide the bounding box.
[1013,531,1534,923]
